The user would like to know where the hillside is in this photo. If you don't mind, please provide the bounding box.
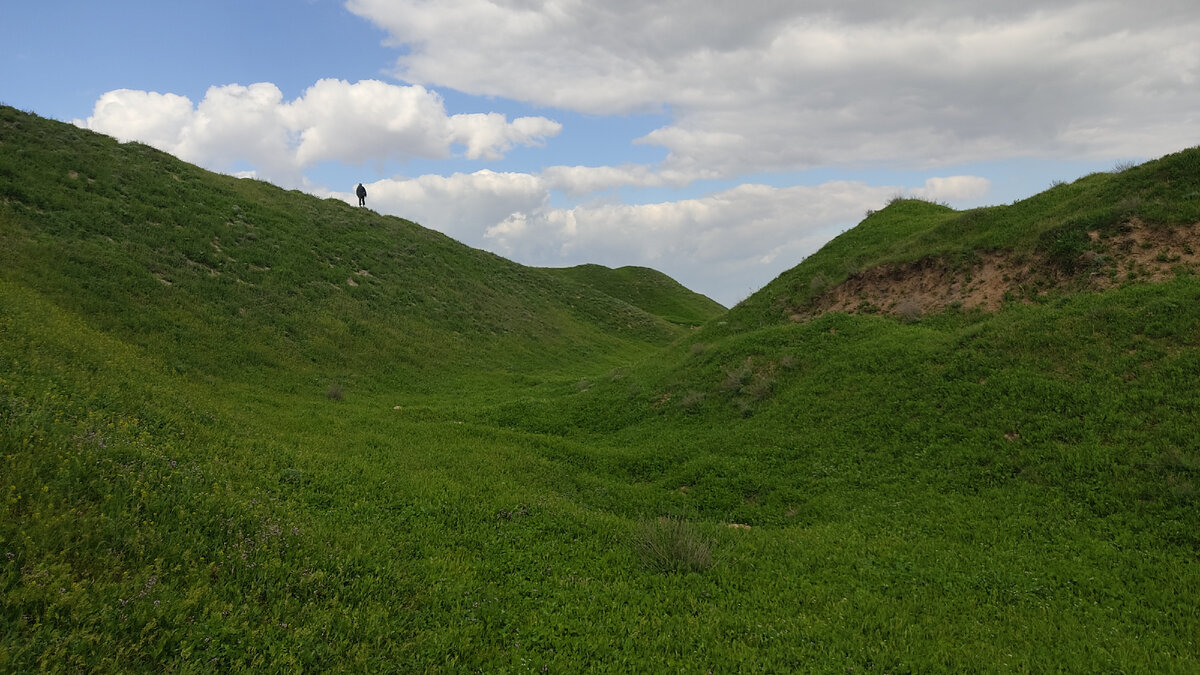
[3,106,1199,672]
[546,263,725,326]
[0,105,706,396]
[725,149,1200,331]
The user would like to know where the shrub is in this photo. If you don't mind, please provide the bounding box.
[809,272,832,297]
[633,515,715,574]
[721,362,752,391]
[896,298,923,323]
[679,391,705,414]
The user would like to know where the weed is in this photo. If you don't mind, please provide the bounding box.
[809,272,832,298]
[679,391,706,413]
[1111,159,1139,173]
[632,515,715,574]
[896,298,923,323]
[721,362,753,391]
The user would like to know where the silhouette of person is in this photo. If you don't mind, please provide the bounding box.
[356,183,367,207]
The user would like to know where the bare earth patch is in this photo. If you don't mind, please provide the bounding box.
[796,220,1200,320]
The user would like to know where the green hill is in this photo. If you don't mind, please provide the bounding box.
[3,106,1199,672]
[0,106,702,398]
[728,149,1200,331]
[547,263,725,326]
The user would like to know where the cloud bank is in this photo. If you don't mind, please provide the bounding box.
[72,2,1198,304]
[348,0,1200,175]
[77,79,561,185]
[333,171,988,305]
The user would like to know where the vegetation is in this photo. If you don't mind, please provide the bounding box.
[546,264,725,327]
[3,106,1199,671]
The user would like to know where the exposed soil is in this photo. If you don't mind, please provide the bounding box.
[793,219,1200,321]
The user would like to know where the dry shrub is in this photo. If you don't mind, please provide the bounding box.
[633,515,715,574]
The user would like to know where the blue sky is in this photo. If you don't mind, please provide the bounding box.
[4,1,1198,305]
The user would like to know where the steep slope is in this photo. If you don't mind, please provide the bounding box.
[0,106,696,393]
[724,147,1200,331]
[546,263,726,326]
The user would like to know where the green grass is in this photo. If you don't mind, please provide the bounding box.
[546,264,726,326]
[3,106,1200,671]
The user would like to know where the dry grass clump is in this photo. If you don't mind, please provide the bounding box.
[633,515,715,574]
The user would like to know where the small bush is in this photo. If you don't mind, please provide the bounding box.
[633,515,715,574]
[809,272,832,297]
[721,363,752,391]
[895,298,923,323]
[679,391,705,413]
[742,373,774,401]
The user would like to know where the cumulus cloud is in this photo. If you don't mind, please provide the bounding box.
[331,170,549,242]
[540,164,713,195]
[483,179,904,305]
[76,79,561,185]
[347,0,1200,175]
[321,165,985,305]
[908,176,991,203]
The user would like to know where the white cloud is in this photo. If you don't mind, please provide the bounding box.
[539,164,711,195]
[448,112,563,160]
[481,179,916,305]
[909,176,991,203]
[81,89,195,150]
[76,79,561,186]
[320,164,989,305]
[347,0,1200,175]
[317,167,977,305]
[339,170,549,242]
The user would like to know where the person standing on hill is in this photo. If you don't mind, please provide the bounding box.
[356,183,367,207]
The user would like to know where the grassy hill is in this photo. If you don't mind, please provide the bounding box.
[728,149,1200,331]
[546,264,725,326]
[3,106,1199,671]
[0,104,706,397]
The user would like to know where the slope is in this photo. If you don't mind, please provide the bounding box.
[464,150,1200,668]
[546,263,726,326]
[724,147,1200,331]
[0,106,697,396]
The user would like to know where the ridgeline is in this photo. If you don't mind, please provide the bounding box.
[3,106,1198,671]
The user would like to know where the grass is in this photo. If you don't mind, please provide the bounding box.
[632,515,715,574]
[3,106,1200,671]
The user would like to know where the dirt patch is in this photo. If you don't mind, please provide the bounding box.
[1093,218,1200,285]
[796,220,1200,320]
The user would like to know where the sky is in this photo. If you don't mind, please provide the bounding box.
[3,1,1198,306]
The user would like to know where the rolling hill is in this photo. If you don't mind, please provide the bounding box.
[2,106,1198,671]
[0,104,720,396]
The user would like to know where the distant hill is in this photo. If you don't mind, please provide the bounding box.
[547,264,725,326]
